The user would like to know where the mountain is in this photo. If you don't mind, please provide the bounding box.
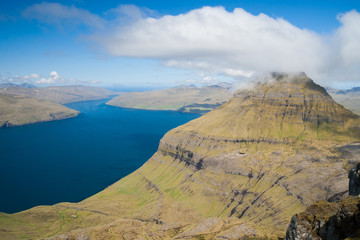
[327,87,360,114]
[106,85,232,114]
[1,73,360,239]
[0,94,79,127]
[0,85,116,104]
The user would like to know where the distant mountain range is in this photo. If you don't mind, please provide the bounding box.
[106,83,360,116]
[327,87,360,114]
[107,84,232,114]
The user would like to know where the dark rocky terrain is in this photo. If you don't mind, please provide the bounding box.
[286,163,360,240]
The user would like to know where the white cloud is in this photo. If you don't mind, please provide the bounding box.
[0,73,41,83]
[21,4,360,86]
[0,71,100,85]
[23,73,40,80]
[90,6,360,85]
[35,71,72,84]
[22,2,105,29]
[49,71,60,80]
[34,71,102,85]
[30,73,40,78]
[325,10,360,82]
[36,77,56,84]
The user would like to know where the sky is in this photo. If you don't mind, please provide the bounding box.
[0,0,360,88]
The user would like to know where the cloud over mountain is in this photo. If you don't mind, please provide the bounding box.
[23,4,360,85]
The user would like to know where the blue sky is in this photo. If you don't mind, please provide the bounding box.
[1,0,359,88]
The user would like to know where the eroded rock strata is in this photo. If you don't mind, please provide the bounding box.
[1,73,360,239]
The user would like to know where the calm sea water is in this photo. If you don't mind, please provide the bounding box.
[0,99,199,214]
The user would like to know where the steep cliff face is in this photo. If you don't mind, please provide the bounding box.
[1,73,360,239]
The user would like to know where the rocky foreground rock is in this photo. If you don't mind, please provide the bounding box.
[1,73,360,239]
[285,164,360,240]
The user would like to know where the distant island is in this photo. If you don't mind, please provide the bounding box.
[0,84,117,127]
[106,84,232,114]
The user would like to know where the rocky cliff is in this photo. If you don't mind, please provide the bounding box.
[285,164,360,240]
[285,196,360,240]
[1,73,360,239]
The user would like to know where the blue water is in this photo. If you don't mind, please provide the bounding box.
[0,99,200,214]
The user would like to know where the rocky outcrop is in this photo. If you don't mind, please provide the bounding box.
[349,163,360,196]
[285,164,360,240]
[285,197,360,240]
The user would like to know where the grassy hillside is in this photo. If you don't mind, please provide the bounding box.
[0,94,79,127]
[106,85,232,114]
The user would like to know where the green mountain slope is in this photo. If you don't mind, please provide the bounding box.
[1,73,359,239]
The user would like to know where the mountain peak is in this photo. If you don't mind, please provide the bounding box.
[175,73,360,142]
[234,72,330,100]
